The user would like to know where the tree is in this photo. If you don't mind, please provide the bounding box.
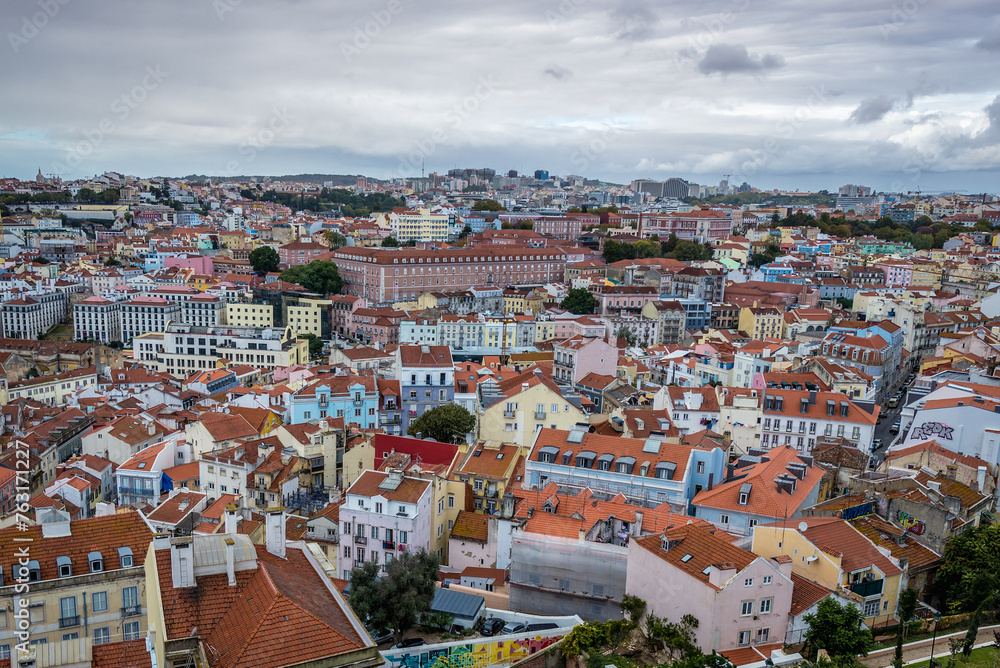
[104,257,121,267]
[458,224,473,239]
[406,404,476,444]
[802,598,873,660]
[974,218,995,232]
[937,524,1000,613]
[615,325,638,347]
[560,288,598,315]
[472,199,503,212]
[249,245,280,275]
[323,230,347,249]
[348,549,439,646]
[279,260,344,295]
[381,235,400,247]
[298,332,325,358]
[892,588,919,668]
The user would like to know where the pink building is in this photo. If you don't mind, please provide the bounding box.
[626,525,793,652]
[164,255,214,275]
[552,335,617,385]
[879,261,913,287]
[279,241,327,267]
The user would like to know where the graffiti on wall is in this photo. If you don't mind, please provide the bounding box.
[840,502,873,521]
[384,634,562,668]
[911,422,954,441]
[897,510,926,535]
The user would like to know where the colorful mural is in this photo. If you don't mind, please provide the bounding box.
[383,633,564,668]
[840,502,873,521]
[897,510,926,535]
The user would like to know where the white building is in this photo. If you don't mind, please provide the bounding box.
[73,295,122,342]
[339,469,432,579]
[1,291,66,339]
[121,296,181,343]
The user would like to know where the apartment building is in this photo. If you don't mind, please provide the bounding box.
[397,344,454,432]
[553,335,616,385]
[389,207,451,242]
[7,367,98,405]
[73,295,122,342]
[225,301,274,328]
[121,296,181,343]
[1,291,66,339]
[182,292,225,328]
[155,324,308,379]
[278,240,327,266]
[330,246,568,305]
[759,389,877,452]
[738,306,783,341]
[339,469,433,578]
[0,510,153,652]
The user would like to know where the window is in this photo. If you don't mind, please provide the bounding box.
[92,591,108,612]
[448,495,455,508]
[343,545,351,559]
[720,514,730,524]
[119,547,134,568]
[60,596,77,622]
[400,530,408,543]
[763,575,772,585]
[438,499,444,513]
[738,492,749,505]
[759,597,772,614]
[123,586,139,611]
[696,461,705,474]
[864,599,881,617]
[0,645,9,660]
[748,518,758,530]
[756,628,770,643]
[741,600,754,616]
[375,502,383,513]
[123,621,140,641]
[744,577,754,587]
[738,630,751,646]
[62,633,79,641]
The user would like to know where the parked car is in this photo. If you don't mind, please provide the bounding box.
[501,622,527,635]
[395,638,426,649]
[369,628,394,645]
[526,623,559,633]
[480,618,505,636]
[890,421,901,434]
[887,398,899,408]
[871,439,883,452]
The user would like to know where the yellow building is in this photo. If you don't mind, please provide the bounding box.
[503,291,529,315]
[0,511,153,651]
[452,441,524,513]
[225,302,274,328]
[533,320,557,342]
[752,517,903,626]
[7,367,98,405]
[478,372,587,447]
[389,207,450,242]
[287,297,331,337]
[737,306,783,340]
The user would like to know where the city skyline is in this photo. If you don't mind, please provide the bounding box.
[3,0,1000,191]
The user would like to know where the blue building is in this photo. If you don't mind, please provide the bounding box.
[287,375,380,428]
[398,345,455,432]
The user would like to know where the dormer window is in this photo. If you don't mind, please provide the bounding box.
[118,547,134,569]
[89,551,103,573]
[57,555,72,578]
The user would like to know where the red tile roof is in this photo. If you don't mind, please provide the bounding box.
[632,524,756,591]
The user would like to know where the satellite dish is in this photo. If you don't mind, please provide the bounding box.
[798,521,808,532]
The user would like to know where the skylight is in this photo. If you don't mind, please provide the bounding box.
[681,553,693,562]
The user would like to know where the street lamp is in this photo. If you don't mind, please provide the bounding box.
[928,611,943,668]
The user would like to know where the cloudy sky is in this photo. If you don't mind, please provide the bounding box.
[3,0,1000,192]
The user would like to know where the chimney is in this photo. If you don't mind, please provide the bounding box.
[978,466,988,494]
[225,504,239,534]
[521,382,529,392]
[266,507,286,558]
[632,511,644,537]
[170,536,196,588]
[225,537,237,586]
[578,529,586,542]
[148,422,156,436]
[708,562,737,588]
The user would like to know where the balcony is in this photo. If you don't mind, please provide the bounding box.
[59,615,80,629]
[121,605,141,618]
[534,411,545,420]
[849,578,883,598]
[382,540,395,550]
[504,410,515,418]
[353,535,368,545]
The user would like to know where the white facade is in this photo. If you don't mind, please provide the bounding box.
[121,297,181,343]
[74,296,122,342]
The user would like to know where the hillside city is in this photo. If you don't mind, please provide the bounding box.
[2,168,1000,668]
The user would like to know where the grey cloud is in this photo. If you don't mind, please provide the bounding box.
[609,1,659,41]
[975,35,1000,51]
[849,96,897,124]
[544,66,573,81]
[696,44,785,75]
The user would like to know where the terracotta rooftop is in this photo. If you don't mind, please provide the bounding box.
[632,524,757,591]
[346,470,431,504]
[450,510,489,543]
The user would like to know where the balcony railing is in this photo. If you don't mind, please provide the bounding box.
[534,411,545,420]
[353,535,368,545]
[121,605,141,618]
[59,615,80,629]
[382,540,395,550]
[849,579,883,598]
